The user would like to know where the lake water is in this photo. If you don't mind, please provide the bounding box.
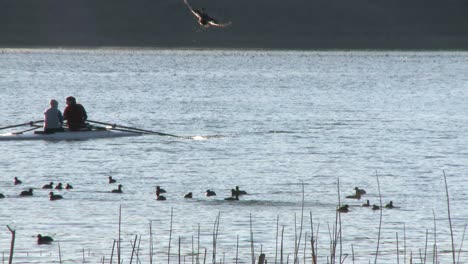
[0,49,467,263]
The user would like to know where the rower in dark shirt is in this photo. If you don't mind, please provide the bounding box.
[63,96,88,131]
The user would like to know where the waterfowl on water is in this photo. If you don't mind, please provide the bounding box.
[14,177,22,185]
[354,187,366,195]
[65,183,73,190]
[42,182,54,189]
[49,192,63,201]
[20,188,33,196]
[112,184,123,193]
[0,193,5,198]
[156,186,166,197]
[205,189,216,197]
[156,195,167,201]
[224,189,239,201]
[372,204,380,210]
[37,234,54,244]
[183,0,232,28]
[385,201,394,209]
[362,200,370,207]
[55,183,63,190]
[337,204,349,213]
[235,186,247,195]
[108,176,117,184]
[345,192,361,200]
[184,192,193,199]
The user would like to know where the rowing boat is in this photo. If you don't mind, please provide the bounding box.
[0,128,142,141]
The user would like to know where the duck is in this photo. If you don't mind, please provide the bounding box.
[345,192,361,200]
[112,184,123,193]
[42,182,54,189]
[156,186,167,197]
[385,201,394,209]
[372,204,380,210]
[14,177,22,185]
[235,186,247,195]
[362,199,370,207]
[0,193,5,198]
[37,234,54,244]
[108,176,117,184]
[205,189,216,197]
[354,187,366,195]
[183,0,232,28]
[156,195,167,201]
[337,204,349,213]
[49,192,63,201]
[224,189,239,201]
[20,188,33,196]
[65,183,73,190]
[55,183,63,190]
[184,192,193,199]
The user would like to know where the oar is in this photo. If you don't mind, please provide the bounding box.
[12,125,42,135]
[87,120,179,138]
[0,120,44,130]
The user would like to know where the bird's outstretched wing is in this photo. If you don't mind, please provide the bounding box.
[208,20,232,28]
[183,0,231,28]
[184,0,199,18]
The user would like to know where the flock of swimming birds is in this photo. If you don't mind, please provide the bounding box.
[337,187,397,213]
[1,176,248,244]
[2,178,397,244]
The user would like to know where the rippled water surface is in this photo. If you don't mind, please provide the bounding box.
[0,49,468,263]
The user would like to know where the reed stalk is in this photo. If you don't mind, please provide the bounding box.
[58,243,62,264]
[294,183,305,264]
[197,224,200,264]
[6,225,15,264]
[443,171,456,264]
[118,205,122,264]
[303,232,307,264]
[431,209,438,264]
[235,235,239,264]
[149,221,153,264]
[396,232,400,264]
[130,235,138,264]
[110,239,116,264]
[168,208,174,264]
[275,215,279,264]
[424,229,428,263]
[280,226,285,264]
[374,172,383,264]
[250,213,255,264]
[212,212,221,264]
[457,223,467,264]
[404,224,407,264]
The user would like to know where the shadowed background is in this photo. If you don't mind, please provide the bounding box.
[1,0,468,49]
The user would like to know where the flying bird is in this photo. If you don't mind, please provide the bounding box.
[184,0,231,28]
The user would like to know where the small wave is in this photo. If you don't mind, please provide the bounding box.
[184,135,225,140]
[267,130,295,134]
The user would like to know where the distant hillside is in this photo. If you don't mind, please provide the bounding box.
[1,0,467,49]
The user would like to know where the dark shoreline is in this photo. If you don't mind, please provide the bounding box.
[1,0,468,50]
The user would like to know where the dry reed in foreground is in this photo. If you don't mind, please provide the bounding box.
[4,172,466,263]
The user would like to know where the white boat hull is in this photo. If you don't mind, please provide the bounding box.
[0,129,142,141]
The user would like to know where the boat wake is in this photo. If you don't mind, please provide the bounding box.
[184,134,225,140]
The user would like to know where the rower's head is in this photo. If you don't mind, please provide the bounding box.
[66,96,76,105]
[50,99,59,108]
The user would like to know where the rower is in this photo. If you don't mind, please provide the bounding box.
[63,96,88,131]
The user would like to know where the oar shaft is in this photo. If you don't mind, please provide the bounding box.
[0,120,44,130]
[87,120,178,137]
